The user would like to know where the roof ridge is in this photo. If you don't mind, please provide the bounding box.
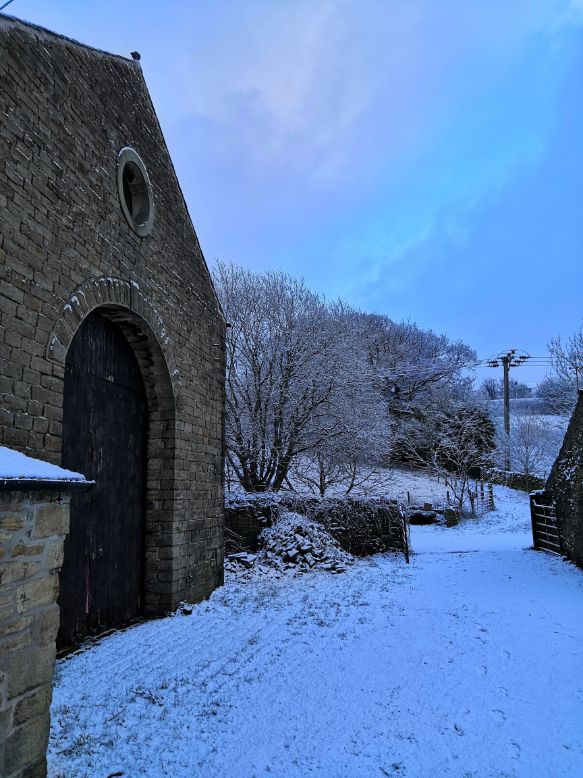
[0,13,137,64]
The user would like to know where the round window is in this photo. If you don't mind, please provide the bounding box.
[117,147,154,237]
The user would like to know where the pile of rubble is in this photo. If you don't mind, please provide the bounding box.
[226,511,353,576]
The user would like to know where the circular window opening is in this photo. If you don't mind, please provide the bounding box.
[117,147,154,237]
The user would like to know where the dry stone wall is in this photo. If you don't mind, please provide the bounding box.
[0,489,70,778]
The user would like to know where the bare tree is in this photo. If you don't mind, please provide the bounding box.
[400,403,496,514]
[360,316,477,422]
[507,412,557,483]
[536,376,577,416]
[481,378,499,400]
[216,262,478,494]
[548,326,583,391]
[215,261,342,491]
[289,306,391,496]
[290,356,390,496]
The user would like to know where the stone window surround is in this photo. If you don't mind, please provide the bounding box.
[116,147,155,237]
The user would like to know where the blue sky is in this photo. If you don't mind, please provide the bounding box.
[12,0,583,386]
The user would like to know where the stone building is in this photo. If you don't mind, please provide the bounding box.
[0,15,226,649]
[544,390,583,568]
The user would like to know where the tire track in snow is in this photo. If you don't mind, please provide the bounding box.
[49,493,583,778]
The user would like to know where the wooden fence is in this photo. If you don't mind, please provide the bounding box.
[468,482,495,516]
[530,492,562,556]
[405,480,496,517]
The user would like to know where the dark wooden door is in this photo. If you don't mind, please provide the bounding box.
[58,311,147,649]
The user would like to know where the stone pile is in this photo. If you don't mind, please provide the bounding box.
[226,512,353,575]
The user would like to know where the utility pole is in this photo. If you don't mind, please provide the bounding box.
[502,355,510,444]
[487,350,530,472]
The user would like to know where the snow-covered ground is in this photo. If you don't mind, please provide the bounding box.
[48,485,583,778]
[379,466,462,507]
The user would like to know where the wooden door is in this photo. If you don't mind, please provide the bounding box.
[58,311,147,649]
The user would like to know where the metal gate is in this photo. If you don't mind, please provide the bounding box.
[530,492,562,556]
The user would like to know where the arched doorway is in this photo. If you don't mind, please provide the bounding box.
[58,310,148,649]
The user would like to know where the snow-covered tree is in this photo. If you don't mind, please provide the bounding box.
[398,401,496,513]
[548,325,583,391]
[290,307,390,495]
[215,262,478,493]
[215,262,339,491]
[536,376,577,416]
[362,316,477,409]
[481,378,499,400]
[507,412,557,482]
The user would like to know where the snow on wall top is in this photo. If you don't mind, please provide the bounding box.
[0,446,88,482]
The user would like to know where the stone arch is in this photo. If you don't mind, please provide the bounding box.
[48,277,181,617]
[46,276,182,406]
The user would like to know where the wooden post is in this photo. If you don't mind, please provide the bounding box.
[530,493,539,550]
[503,355,511,471]
[402,513,410,564]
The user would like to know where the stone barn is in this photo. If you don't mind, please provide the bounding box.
[0,15,226,650]
[542,390,583,568]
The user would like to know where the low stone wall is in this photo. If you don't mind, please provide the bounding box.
[0,490,70,778]
[224,499,278,551]
[225,493,410,561]
[488,468,545,493]
[303,498,408,558]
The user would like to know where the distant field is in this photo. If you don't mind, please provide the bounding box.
[487,405,568,477]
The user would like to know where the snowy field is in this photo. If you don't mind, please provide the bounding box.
[270,463,478,506]
[48,486,583,778]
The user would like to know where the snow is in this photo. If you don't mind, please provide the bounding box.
[48,485,583,777]
[378,466,458,506]
[411,484,532,553]
[226,510,353,575]
[0,445,87,482]
[242,463,473,506]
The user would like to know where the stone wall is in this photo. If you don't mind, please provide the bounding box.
[0,489,70,778]
[546,391,583,568]
[225,502,277,551]
[0,16,225,611]
[489,468,545,493]
[225,493,410,560]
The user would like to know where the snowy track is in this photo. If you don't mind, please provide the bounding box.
[49,489,583,777]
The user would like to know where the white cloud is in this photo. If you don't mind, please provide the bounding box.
[161,0,581,188]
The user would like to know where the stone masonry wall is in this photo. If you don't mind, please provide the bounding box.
[0,17,226,610]
[546,390,583,568]
[0,489,70,778]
